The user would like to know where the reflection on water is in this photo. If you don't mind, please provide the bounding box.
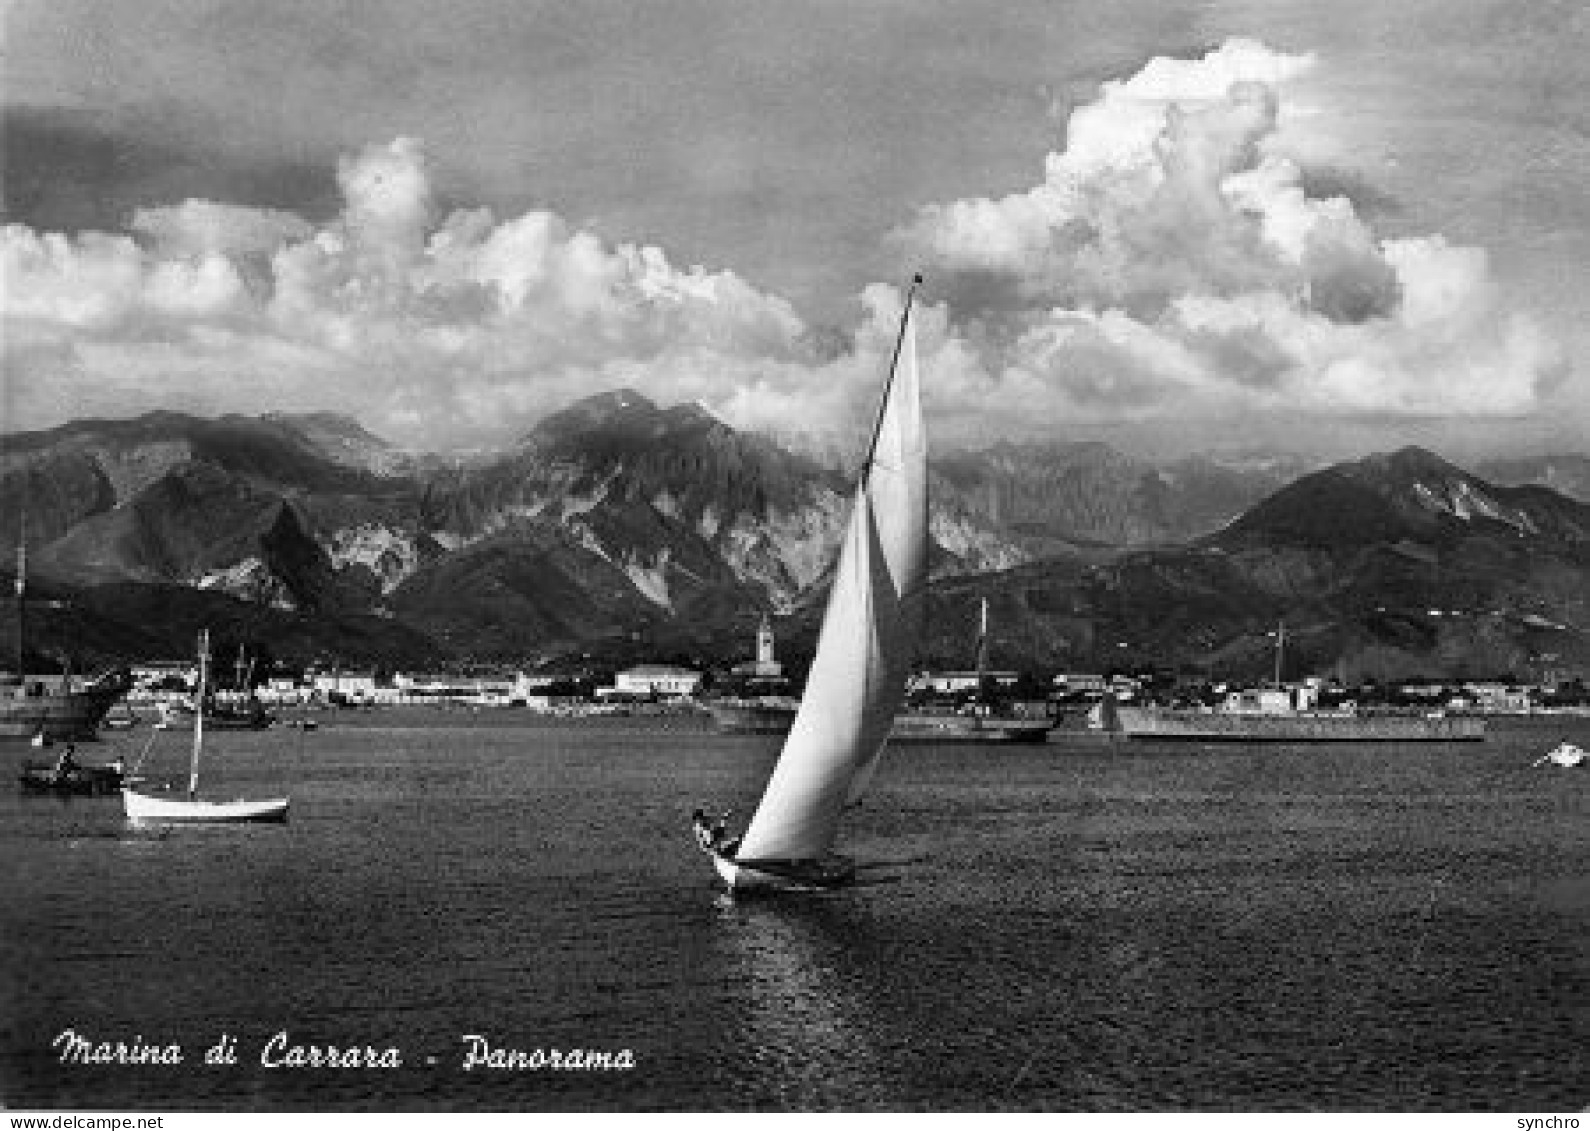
[711,896,884,1108]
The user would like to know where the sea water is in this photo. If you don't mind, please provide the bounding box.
[4,711,1589,1111]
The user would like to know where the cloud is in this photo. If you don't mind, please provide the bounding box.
[893,38,1563,432]
[4,137,823,446]
[1,42,1568,454]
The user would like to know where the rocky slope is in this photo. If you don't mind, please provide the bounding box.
[916,447,1590,683]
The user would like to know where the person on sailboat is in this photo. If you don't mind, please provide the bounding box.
[692,807,738,856]
[713,811,739,857]
[692,808,713,851]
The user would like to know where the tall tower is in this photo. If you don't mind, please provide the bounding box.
[756,614,775,670]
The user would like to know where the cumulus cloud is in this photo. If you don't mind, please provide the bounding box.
[1,42,1566,453]
[3,137,825,446]
[893,38,1563,435]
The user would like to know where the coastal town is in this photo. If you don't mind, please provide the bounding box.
[105,613,1589,721]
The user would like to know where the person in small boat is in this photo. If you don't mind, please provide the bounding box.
[52,744,79,783]
[692,807,716,852]
[710,810,739,857]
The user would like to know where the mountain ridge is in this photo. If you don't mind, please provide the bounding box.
[3,401,1585,680]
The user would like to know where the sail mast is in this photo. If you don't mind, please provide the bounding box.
[12,524,25,684]
[976,597,990,704]
[190,630,208,800]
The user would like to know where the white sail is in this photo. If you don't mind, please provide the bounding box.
[735,293,927,862]
[842,310,927,804]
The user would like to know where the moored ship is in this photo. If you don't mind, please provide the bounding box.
[705,696,801,735]
[3,534,132,741]
[153,644,273,730]
[1110,705,1484,742]
[887,709,1054,744]
[155,696,273,731]
[890,597,1054,743]
[708,696,1055,742]
[1,671,135,742]
[1106,621,1486,742]
[1108,688,1485,743]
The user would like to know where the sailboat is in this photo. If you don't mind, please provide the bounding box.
[696,276,928,892]
[122,629,290,825]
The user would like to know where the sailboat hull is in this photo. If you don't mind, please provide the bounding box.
[122,788,289,825]
[888,712,1055,743]
[711,850,856,893]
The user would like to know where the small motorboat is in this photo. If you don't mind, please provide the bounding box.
[1534,742,1587,768]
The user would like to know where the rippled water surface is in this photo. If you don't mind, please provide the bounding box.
[5,712,1590,1111]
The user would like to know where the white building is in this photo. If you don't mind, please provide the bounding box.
[258,676,312,705]
[129,661,197,699]
[610,664,703,698]
[910,670,1020,695]
[1052,673,1107,695]
[1461,682,1533,713]
[311,670,381,702]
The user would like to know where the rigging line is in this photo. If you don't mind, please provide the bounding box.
[127,726,162,776]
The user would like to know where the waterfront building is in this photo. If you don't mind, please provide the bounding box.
[311,669,380,703]
[391,672,520,705]
[610,664,703,698]
[910,670,1020,695]
[128,661,198,699]
[1052,673,1107,697]
[1461,682,1535,713]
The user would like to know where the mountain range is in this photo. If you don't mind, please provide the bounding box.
[1,393,1586,683]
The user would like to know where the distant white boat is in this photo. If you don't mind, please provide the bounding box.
[1534,742,1587,768]
[697,277,928,893]
[123,629,289,826]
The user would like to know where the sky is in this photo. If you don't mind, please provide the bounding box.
[3,0,1588,461]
